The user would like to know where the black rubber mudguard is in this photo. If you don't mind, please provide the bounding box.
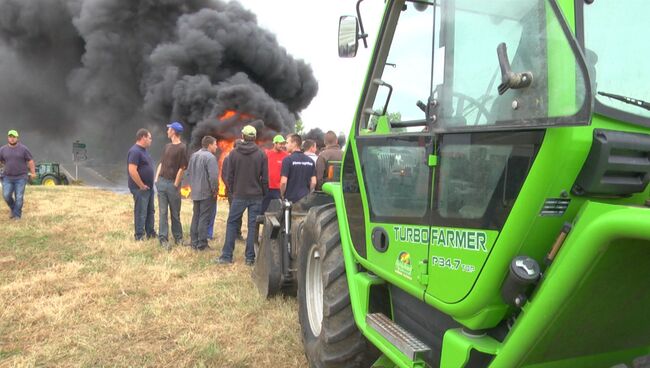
[252,215,285,298]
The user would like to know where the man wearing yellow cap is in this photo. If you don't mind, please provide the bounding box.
[0,130,36,219]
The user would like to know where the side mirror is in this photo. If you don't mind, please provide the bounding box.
[338,16,359,58]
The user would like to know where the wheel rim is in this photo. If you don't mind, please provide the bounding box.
[42,178,56,186]
[305,245,323,337]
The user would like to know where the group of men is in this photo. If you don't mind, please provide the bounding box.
[215,128,342,265]
[127,122,343,266]
[127,122,223,253]
[126,123,189,249]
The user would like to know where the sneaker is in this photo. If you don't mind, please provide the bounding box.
[214,257,233,265]
[146,232,157,240]
[245,259,255,266]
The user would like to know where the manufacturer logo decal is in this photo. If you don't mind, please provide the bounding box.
[394,251,412,280]
[393,225,488,252]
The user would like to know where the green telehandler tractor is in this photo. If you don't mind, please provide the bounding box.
[253,0,650,367]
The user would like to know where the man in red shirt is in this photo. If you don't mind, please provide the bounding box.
[262,134,288,213]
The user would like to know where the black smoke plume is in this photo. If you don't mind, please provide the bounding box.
[0,0,318,160]
[303,128,325,151]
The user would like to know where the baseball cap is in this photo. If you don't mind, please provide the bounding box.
[166,121,184,133]
[242,125,257,137]
[272,135,286,144]
[7,129,18,137]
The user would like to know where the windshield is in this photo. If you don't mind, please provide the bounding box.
[584,1,650,122]
[359,0,590,134]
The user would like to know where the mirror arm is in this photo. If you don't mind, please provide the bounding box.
[356,0,369,48]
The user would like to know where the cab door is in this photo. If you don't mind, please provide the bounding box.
[424,0,591,303]
[354,133,434,298]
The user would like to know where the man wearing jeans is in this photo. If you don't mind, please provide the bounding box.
[154,121,188,250]
[216,125,268,266]
[187,136,219,251]
[127,128,156,241]
[0,130,35,220]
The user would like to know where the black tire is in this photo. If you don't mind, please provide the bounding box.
[298,204,378,368]
[61,176,69,185]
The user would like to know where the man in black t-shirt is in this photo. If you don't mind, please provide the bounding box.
[127,128,155,241]
[154,121,188,249]
[280,134,316,203]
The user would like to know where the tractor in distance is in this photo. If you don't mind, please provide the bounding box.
[30,162,69,186]
[254,0,650,367]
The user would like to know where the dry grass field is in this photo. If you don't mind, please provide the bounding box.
[0,186,307,367]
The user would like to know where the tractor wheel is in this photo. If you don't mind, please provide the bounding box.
[61,176,69,185]
[298,204,378,368]
[42,175,59,186]
[252,215,284,298]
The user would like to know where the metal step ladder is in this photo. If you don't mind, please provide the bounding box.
[366,313,431,361]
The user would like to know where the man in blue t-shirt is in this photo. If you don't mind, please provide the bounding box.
[127,128,156,241]
[280,134,316,203]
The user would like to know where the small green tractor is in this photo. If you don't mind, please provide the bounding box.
[254,0,650,367]
[30,162,69,186]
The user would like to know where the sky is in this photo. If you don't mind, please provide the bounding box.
[238,1,385,135]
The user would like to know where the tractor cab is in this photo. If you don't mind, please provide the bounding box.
[31,162,69,186]
[340,0,591,307]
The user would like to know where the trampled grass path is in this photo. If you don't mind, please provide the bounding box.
[0,186,306,367]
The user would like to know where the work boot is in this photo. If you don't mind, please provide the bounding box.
[214,257,233,265]
[245,259,255,266]
[194,245,213,252]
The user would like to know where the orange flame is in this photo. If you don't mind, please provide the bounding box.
[217,139,235,197]
[219,109,254,121]
[214,109,257,197]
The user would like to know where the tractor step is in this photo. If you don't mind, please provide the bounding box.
[366,313,430,361]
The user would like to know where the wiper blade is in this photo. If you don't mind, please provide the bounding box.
[598,91,650,112]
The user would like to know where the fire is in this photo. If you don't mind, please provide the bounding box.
[217,139,235,197]
[180,185,191,198]
[219,109,253,121]
[213,109,256,197]
[178,109,257,200]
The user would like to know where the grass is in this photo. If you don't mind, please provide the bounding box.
[0,186,307,367]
